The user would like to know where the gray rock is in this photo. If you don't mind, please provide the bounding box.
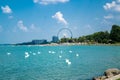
[93,77,101,80]
[93,68,120,80]
[93,76,106,80]
[104,68,120,78]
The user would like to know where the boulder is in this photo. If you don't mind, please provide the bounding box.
[93,68,120,80]
[93,76,106,80]
[104,68,120,78]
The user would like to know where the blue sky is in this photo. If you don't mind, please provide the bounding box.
[0,0,120,43]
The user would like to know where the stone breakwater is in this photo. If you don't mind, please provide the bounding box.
[93,68,120,80]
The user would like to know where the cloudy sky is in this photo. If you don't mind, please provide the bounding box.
[0,0,120,43]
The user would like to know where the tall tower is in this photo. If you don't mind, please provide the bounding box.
[52,36,59,43]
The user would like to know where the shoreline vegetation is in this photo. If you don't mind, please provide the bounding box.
[58,25,120,45]
[14,24,120,46]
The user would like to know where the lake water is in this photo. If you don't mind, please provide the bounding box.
[0,45,120,80]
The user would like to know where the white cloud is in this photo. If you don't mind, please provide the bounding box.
[17,20,28,32]
[103,1,120,12]
[95,18,99,20]
[117,0,120,3]
[33,0,69,5]
[8,15,13,19]
[33,0,39,3]
[104,14,114,19]
[82,24,94,35]
[85,24,92,29]
[17,22,40,32]
[1,5,12,14]
[103,1,116,10]
[30,24,36,30]
[114,5,120,12]
[101,19,112,25]
[52,11,68,25]
[29,24,39,32]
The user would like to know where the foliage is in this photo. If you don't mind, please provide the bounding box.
[110,25,120,43]
[92,31,110,43]
[60,25,120,44]
[60,38,74,43]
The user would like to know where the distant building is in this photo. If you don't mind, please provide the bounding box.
[52,36,59,43]
[32,39,47,44]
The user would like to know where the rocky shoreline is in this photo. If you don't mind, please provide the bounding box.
[39,42,120,46]
[93,68,120,80]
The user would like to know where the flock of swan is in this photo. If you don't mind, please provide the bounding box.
[7,50,79,65]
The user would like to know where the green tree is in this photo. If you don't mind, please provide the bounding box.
[110,25,120,43]
[85,35,93,42]
[68,38,73,43]
[60,38,67,43]
[78,36,87,42]
[60,38,71,43]
[92,31,109,43]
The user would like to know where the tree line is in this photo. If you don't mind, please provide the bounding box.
[60,25,120,44]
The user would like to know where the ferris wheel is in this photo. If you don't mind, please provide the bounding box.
[57,28,73,39]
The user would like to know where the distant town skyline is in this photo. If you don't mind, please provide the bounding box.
[0,0,120,44]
